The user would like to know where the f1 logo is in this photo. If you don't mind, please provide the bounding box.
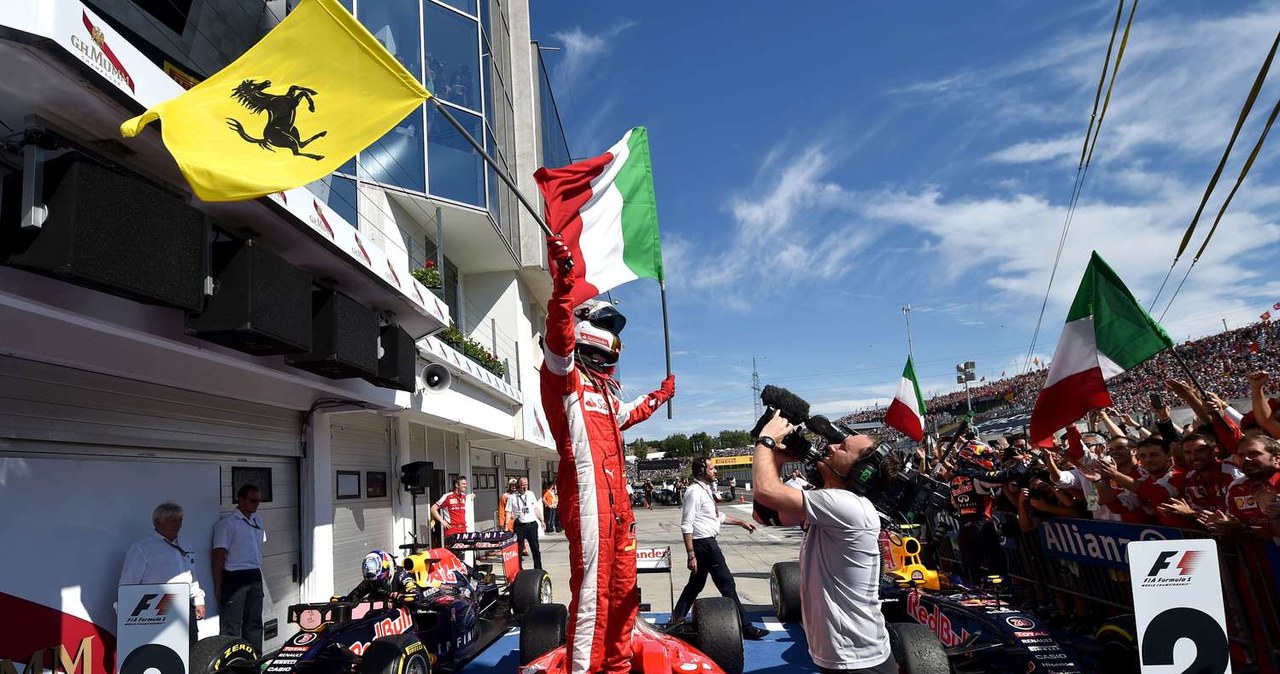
[1146,550,1201,577]
[130,593,177,617]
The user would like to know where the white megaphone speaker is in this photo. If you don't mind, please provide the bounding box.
[420,363,452,393]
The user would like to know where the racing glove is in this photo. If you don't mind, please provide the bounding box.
[547,236,575,286]
[654,374,676,404]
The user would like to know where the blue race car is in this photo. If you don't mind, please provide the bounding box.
[191,533,550,674]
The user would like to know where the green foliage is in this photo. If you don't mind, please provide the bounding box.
[717,429,753,448]
[411,266,442,289]
[689,432,717,452]
[661,433,693,457]
[436,324,505,378]
[629,439,650,460]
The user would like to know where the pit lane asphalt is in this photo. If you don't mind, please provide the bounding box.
[462,495,826,673]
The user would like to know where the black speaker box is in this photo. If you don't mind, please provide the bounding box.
[286,289,379,379]
[364,324,416,392]
[1,155,208,311]
[185,240,313,356]
[401,460,433,493]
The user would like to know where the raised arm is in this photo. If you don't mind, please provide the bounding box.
[542,238,577,392]
[618,375,676,430]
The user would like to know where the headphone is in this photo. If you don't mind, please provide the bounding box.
[691,457,709,479]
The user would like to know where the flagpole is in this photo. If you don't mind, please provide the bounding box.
[903,304,914,360]
[428,97,556,238]
[1168,345,1210,401]
[660,280,674,419]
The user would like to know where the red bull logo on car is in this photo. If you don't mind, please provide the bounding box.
[907,592,972,647]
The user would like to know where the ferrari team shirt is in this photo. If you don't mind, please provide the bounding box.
[800,489,891,670]
[435,491,469,533]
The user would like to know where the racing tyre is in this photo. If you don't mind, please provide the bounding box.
[189,635,258,674]
[889,622,949,674]
[693,597,744,674]
[358,634,430,674]
[770,561,802,623]
[1096,615,1139,674]
[519,602,568,664]
[511,568,552,614]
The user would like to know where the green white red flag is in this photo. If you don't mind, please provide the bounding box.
[1028,252,1173,445]
[884,356,926,441]
[533,127,664,307]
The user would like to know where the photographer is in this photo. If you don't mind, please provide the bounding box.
[752,410,894,674]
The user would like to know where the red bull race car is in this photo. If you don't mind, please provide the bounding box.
[189,531,549,674]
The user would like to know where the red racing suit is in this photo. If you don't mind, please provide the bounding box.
[540,242,674,674]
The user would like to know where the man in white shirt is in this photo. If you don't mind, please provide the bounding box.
[506,477,545,569]
[784,469,810,490]
[670,458,768,640]
[213,484,266,651]
[752,412,894,674]
[119,502,205,644]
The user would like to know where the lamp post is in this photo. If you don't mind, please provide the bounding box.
[956,361,976,414]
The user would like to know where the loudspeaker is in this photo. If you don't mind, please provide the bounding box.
[401,460,433,494]
[421,363,452,393]
[363,324,416,392]
[286,289,379,379]
[185,240,313,355]
[1,154,208,311]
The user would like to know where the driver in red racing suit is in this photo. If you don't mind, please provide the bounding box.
[541,238,676,674]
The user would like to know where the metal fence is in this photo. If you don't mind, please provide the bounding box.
[933,515,1280,673]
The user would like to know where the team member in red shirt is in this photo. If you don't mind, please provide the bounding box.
[431,476,471,541]
[1180,434,1243,510]
[1130,435,1185,526]
[1204,435,1280,540]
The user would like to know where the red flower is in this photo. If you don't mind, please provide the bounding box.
[424,260,436,269]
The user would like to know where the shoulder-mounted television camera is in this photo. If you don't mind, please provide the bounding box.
[751,385,950,526]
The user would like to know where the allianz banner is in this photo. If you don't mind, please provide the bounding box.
[1036,517,1185,570]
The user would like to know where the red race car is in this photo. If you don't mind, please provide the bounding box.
[517,596,744,674]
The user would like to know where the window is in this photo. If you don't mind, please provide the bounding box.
[427,104,484,206]
[337,471,361,499]
[359,0,421,80]
[231,466,273,504]
[366,471,388,498]
[360,106,426,192]
[437,0,478,16]
[308,174,358,227]
[422,240,461,320]
[424,3,480,110]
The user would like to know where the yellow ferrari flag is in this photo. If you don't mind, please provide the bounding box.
[121,0,430,202]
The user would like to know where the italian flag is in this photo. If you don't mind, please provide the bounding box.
[533,127,664,307]
[1028,252,1173,445]
[884,356,926,441]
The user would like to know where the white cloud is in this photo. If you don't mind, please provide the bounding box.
[986,136,1079,164]
[550,19,637,90]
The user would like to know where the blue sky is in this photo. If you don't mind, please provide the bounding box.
[529,1,1280,439]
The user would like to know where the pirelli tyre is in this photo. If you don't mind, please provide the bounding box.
[358,634,430,674]
[888,622,949,674]
[1096,614,1139,674]
[693,597,743,674]
[511,568,553,614]
[519,602,569,664]
[188,635,258,674]
[770,561,802,623]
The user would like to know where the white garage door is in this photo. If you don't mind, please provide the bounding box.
[0,355,302,652]
[330,412,394,595]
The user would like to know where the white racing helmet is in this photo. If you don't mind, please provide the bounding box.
[573,300,625,369]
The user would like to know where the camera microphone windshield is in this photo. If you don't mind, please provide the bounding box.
[760,385,810,424]
[805,415,849,446]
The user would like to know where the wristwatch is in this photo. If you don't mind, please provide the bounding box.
[756,436,776,450]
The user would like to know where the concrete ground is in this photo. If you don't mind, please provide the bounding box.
[519,494,802,625]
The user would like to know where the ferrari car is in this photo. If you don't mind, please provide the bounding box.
[190,531,550,674]
[769,526,1135,674]
[516,596,745,674]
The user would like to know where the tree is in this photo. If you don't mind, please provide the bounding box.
[662,433,693,457]
[689,432,716,453]
[718,429,752,448]
[628,438,649,460]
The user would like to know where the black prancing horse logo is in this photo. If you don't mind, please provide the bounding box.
[226,79,328,160]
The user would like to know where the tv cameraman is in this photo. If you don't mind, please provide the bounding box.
[751,411,894,674]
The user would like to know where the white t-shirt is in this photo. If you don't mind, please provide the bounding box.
[800,489,892,670]
[505,491,541,525]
